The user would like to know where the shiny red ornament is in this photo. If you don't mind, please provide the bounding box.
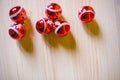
[36,18,53,34]
[78,6,95,22]
[53,20,70,36]
[9,6,27,23]
[45,3,62,20]
[9,24,26,40]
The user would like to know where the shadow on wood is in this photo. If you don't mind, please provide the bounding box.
[18,17,34,55]
[83,20,101,38]
[43,31,76,51]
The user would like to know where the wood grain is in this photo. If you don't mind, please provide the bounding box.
[0,0,120,80]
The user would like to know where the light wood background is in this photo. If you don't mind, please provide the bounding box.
[0,0,120,80]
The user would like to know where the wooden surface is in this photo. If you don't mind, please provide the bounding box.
[0,0,120,80]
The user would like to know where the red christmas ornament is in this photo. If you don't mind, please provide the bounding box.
[45,3,62,20]
[36,18,53,34]
[53,20,70,36]
[78,6,95,22]
[8,24,26,40]
[9,6,27,23]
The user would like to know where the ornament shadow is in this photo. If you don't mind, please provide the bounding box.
[18,17,35,55]
[83,20,101,38]
[43,31,77,51]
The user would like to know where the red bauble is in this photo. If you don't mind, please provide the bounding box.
[45,3,62,20]
[36,18,53,34]
[9,24,26,40]
[9,6,26,23]
[78,6,95,22]
[53,20,70,36]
